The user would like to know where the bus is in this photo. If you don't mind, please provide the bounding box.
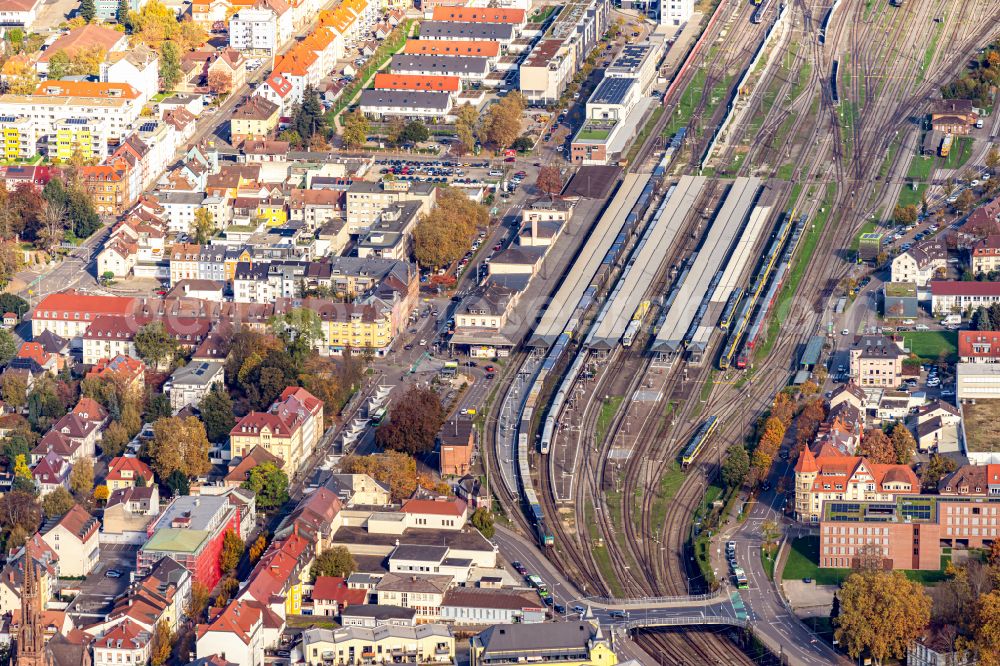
[734,567,748,589]
[371,407,387,426]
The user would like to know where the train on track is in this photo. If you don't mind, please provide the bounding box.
[831,60,840,104]
[750,0,772,23]
[681,416,719,469]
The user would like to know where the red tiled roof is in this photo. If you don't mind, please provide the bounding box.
[312,576,367,605]
[373,73,461,93]
[106,457,154,485]
[931,280,1000,296]
[430,6,525,22]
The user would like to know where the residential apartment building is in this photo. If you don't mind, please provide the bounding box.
[196,599,266,666]
[165,361,225,413]
[972,235,1000,275]
[959,330,1000,363]
[230,5,294,56]
[229,386,324,477]
[889,239,947,286]
[794,445,918,523]
[848,335,907,388]
[345,180,436,234]
[230,96,280,146]
[931,280,1000,315]
[30,291,136,341]
[358,89,454,121]
[91,620,152,666]
[39,504,100,577]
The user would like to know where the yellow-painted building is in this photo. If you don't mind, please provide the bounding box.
[224,247,252,282]
[0,116,35,161]
[52,121,96,162]
[229,387,324,477]
[320,304,392,353]
[471,622,617,666]
[258,198,287,227]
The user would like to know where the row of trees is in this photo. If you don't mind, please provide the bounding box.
[413,187,490,268]
[341,450,448,503]
[941,43,1000,106]
[970,304,1000,331]
[856,422,917,465]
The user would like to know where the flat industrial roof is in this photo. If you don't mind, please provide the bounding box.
[588,76,636,106]
[653,177,762,352]
[531,173,645,345]
[609,43,652,72]
[563,165,621,199]
[587,176,706,347]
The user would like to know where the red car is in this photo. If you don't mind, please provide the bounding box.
[485,365,495,372]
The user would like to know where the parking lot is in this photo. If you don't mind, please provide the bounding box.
[65,544,138,622]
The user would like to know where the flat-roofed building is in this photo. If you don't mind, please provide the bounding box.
[818,495,1000,570]
[301,625,454,666]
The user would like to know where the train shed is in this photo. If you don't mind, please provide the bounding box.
[586,175,707,350]
[528,173,648,347]
[652,177,762,365]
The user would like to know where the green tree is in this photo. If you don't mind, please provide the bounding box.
[242,462,289,510]
[921,453,958,490]
[46,50,71,80]
[145,393,172,422]
[310,546,356,582]
[293,86,328,142]
[219,529,243,573]
[0,329,17,365]
[193,208,214,244]
[2,373,27,411]
[159,40,181,91]
[454,103,479,154]
[199,385,236,443]
[342,110,369,149]
[375,386,445,455]
[134,321,180,369]
[511,135,533,152]
[470,507,494,539]
[166,469,190,496]
[116,0,131,28]
[834,570,931,665]
[100,421,130,458]
[721,444,750,490]
[400,120,429,144]
[41,487,75,518]
[0,294,28,318]
[79,0,96,22]
[269,307,323,364]
[413,186,489,268]
[482,93,526,150]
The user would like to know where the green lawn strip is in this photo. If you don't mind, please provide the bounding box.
[662,68,708,138]
[878,134,903,180]
[791,56,811,101]
[942,136,974,170]
[897,182,928,209]
[595,395,624,445]
[585,502,625,598]
[756,182,835,361]
[760,546,776,580]
[784,536,948,586]
[906,153,935,180]
[578,128,611,140]
[919,21,944,82]
[902,330,958,363]
[626,106,665,165]
[649,463,685,533]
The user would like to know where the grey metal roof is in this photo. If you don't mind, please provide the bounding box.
[359,89,452,112]
[589,76,635,105]
[418,21,515,41]
[390,54,490,76]
[389,544,449,562]
[340,604,417,620]
[170,360,224,387]
[473,622,600,655]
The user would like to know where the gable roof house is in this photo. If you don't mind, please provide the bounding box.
[39,504,100,577]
